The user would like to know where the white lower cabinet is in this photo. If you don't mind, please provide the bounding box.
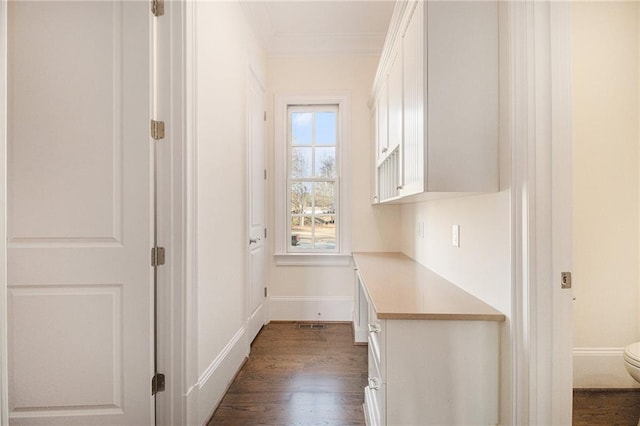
[365,343,386,426]
[358,272,500,425]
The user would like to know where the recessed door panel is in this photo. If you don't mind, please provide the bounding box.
[9,286,123,413]
[8,1,124,245]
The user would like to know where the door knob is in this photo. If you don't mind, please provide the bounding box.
[249,237,261,244]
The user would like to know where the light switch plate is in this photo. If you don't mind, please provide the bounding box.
[452,225,460,247]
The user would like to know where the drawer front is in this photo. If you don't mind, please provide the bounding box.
[353,272,369,343]
[367,312,386,380]
[368,342,382,382]
[364,385,386,426]
[366,343,386,425]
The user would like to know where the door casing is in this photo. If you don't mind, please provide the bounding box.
[0,0,8,423]
[507,1,573,424]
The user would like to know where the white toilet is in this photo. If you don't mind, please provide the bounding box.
[624,342,640,383]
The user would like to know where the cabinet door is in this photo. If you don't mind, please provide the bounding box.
[371,106,380,203]
[387,46,403,157]
[401,1,424,196]
[376,80,388,162]
[426,1,499,192]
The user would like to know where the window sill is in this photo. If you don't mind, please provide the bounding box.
[274,253,353,267]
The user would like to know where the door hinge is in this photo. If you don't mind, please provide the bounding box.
[151,120,165,140]
[151,247,165,267]
[264,111,267,122]
[264,287,268,298]
[264,228,267,238]
[151,373,165,395]
[264,169,267,180]
[151,0,164,17]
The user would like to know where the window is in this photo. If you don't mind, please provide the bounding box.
[275,95,351,265]
[288,106,338,251]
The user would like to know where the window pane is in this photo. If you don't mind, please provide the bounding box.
[315,112,336,145]
[315,147,336,178]
[292,112,312,145]
[290,182,312,215]
[291,147,312,178]
[291,216,313,248]
[315,181,335,215]
[314,181,336,250]
[314,220,335,249]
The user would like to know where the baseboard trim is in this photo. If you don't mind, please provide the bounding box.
[269,296,352,322]
[198,326,246,387]
[573,347,639,388]
[197,326,249,424]
[352,321,368,345]
[574,347,624,356]
[269,320,352,324]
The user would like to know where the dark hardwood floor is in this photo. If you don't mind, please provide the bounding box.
[210,323,640,425]
[573,389,640,426]
[208,322,368,425]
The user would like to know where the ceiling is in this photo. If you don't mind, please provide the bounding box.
[240,1,396,56]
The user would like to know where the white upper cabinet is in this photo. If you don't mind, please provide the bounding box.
[371,0,499,203]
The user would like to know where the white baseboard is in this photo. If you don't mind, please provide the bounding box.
[269,296,352,322]
[196,326,249,425]
[353,323,368,344]
[573,347,639,388]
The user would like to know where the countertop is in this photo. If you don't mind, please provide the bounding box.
[353,252,506,321]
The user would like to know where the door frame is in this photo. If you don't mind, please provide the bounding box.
[0,0,7,423]
[155,0,189,424]
[509,1,573,424]
[549,2,573,423]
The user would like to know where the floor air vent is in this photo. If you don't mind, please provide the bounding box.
[298,323,326,329]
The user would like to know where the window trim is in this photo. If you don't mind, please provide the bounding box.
[274,94,351,266]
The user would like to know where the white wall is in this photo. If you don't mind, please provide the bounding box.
[266,56,401,321]
[572,1,640,388]
[191,2,267,423]
[400,194,510,314]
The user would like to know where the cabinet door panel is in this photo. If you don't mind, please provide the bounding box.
[376,81,388,161]
[401,1,424,196]
[426,1,499,191]
[387,47,403,156]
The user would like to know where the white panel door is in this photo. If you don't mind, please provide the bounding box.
[7,2,153,424]
[246,70,267,344]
